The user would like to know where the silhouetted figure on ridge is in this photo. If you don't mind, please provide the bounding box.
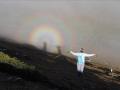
[53,46,62,59]
[43,42,47,52]
[57,46,62,55]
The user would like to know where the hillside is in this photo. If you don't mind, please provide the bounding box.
[0,38,120,90]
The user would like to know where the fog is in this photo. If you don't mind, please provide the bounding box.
[0,0,120,69]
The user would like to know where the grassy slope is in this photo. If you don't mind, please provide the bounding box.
[0,52,35,70]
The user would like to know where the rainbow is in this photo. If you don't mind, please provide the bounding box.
[15,14,77,52]
[28,25,64,48]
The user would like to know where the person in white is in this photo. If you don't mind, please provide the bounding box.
[70,48,96,75]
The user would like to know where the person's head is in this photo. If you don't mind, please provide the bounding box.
[80,48,84,53]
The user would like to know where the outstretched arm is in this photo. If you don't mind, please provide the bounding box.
[84,53,96,57]
[70,51,80,56]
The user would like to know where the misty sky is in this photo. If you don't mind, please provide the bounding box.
[0,0,120,69]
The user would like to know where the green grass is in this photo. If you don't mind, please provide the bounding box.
[0,52,35,70]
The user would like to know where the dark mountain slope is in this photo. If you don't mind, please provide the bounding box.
[0,38,119,90]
